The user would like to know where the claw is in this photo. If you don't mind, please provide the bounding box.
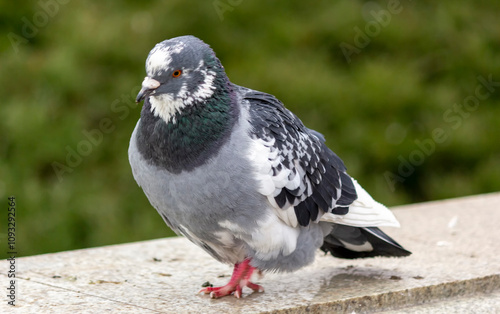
[247,281,265,292]
[199,288,210,295]
[234,287,242,299]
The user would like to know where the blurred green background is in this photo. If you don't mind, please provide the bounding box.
[1,1,500,258]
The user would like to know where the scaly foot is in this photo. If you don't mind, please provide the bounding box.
[199,259,264,298]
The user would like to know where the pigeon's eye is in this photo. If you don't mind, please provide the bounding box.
[172,70,182,78]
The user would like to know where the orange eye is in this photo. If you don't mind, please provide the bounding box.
[172,70,182,78]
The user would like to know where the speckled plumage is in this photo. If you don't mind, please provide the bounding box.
[129,36,410,297]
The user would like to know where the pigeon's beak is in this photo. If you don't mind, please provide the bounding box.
[136,77,161,103]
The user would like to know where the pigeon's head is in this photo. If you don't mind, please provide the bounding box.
[136,36,226,123]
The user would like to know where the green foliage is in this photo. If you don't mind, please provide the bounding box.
[1,0,499,258]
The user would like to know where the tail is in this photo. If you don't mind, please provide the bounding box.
[321,224,411,259]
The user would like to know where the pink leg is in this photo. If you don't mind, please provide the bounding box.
[199,259,264,298]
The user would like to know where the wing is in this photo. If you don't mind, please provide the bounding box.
[244,89,358,227]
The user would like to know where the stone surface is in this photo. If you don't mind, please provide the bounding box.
[381,290,500,314]
[1,193,500,313]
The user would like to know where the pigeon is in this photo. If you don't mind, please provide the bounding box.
[129,35,411,299]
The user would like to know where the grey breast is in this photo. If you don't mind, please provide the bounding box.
[128,110,270,263]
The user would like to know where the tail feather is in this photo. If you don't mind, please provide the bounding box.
[321,225,411,259]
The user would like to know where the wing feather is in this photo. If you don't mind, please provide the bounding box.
[244,88,358,227]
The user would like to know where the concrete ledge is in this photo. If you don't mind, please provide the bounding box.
[2,193,500,313]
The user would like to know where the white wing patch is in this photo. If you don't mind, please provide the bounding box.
[247,137,312,227]
[320,179,400,228]
[271,205,299,229]
[247,125,398,230]
[247,137,278,196]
